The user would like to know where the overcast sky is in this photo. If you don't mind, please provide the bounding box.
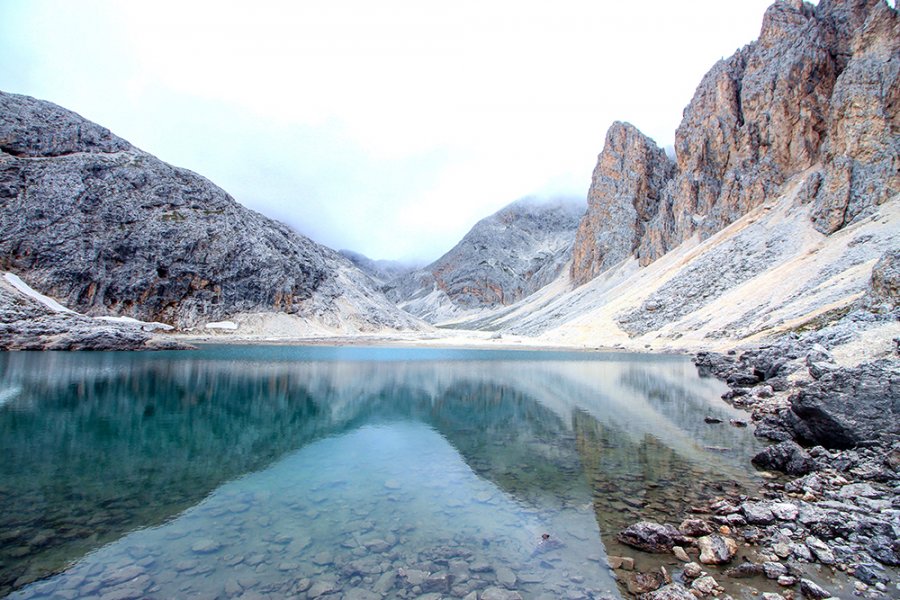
[1,0,782,263]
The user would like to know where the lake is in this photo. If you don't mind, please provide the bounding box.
[0,345,766,599]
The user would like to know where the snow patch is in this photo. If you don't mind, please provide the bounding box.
[3,273,76,313]
[95,315,174,331]
[205,321,239,331]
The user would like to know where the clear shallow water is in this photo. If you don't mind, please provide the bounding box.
[0,346,767,599]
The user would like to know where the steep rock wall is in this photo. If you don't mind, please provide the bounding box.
[572,0,899,284]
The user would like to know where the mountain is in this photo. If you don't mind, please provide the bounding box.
[453,0,897,346]
[0,91,424,335]
[385,197,584,323]
[571,0,898,285]
[337,250,419,286]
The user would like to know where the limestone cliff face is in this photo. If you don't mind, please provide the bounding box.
[387,197,584,322]
[0,91,422,331]
[572,0,899,284]
[570,122,674,285]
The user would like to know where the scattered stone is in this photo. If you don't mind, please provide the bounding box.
[618,521,686,553]
[851,563,889,585]
[679,519,714,537]
[742,502,776,525]
[638,583,695,599]
[805,536,836,564]
[682,562,703,579]
[343,588,380,600]
[704,416,723,424]
[697,534,737,565]
[307,580,338,598]
[691,575,719,595]
[672,546,690,562]
[799,578,832,599]
[401,569,429,586]
[790,543,813,562]
[770,502,798,521]
[626,571,665,595]
[495,566,516,588]
[608,555,635,571]
[422,573,452,593]
[480,587,523,600]
[777,575,797,587]
[762,562,787,579]
[724,562,762,579]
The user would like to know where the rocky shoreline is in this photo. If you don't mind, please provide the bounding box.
[601,311,898,596]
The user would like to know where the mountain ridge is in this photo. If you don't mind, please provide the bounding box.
[385,196,584,323]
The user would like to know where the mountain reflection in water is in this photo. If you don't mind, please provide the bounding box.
[0,346,764,599]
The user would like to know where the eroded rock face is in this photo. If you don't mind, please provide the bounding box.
[570,122,674,285]
[387,197,584,321]
[572,0,899,283]
[0,91,422,331]
[811,1,900,233]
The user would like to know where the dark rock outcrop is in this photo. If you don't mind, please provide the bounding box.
[571,0,899,284]
[0,91,422,331]
[751,440,816,475]
[387,197,584,322]
[789,359,899,448]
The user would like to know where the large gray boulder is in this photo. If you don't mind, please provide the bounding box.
[0,91,423,331]
[789,360,900,448]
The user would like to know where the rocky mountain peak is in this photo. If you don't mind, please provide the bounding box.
[387,197,584,322]
[570,122,674,285]
[573,0,898,282]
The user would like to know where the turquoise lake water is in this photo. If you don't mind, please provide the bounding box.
[0,345,767,599]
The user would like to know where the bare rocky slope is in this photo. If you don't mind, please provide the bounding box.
[0,90,423,337]
[385,196,584,323]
